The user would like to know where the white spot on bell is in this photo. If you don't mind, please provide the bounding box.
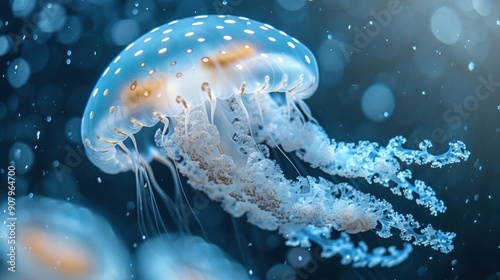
[102,67,110,77]
[125,43,134,51]
[304,55,311,64]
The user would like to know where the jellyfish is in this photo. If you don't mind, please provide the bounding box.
[135,233,249,280]
[81,15,470,267]
[0,196,131,280]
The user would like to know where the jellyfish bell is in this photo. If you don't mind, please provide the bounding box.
[0,196,131,280]
[81,14,470,268]
[135,233,249,280]
[81,14,318,174]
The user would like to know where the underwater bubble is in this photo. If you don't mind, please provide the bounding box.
[10,0,36,18]
[0,36,10,56]
[277,0,307,11]
[265,264,296,280]
[126,201,135,210]
[430,7,462,45]
[456,0,475,12]
[36,2,67,33]
[473,0,491,16]
[9,142,34,175]
[7,58,31,88]
[286,247,311,268]
[468,62,475,71]
[65,117,82,144]
[361,83,395,122]
[110,19,140,46]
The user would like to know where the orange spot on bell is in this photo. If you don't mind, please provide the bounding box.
[202,43,255,68]
[21,226,95,276]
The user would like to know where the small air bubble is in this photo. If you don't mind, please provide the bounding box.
[468,62,475,71]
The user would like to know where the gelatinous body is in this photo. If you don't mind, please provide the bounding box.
[81,15,470,267]
[136,234,249,280]
[81,14,317,174]
[0,196,130,280]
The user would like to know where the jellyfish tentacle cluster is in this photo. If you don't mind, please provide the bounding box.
[81,14,470,268]
[250,95,469,216]
[157,94,463,267]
